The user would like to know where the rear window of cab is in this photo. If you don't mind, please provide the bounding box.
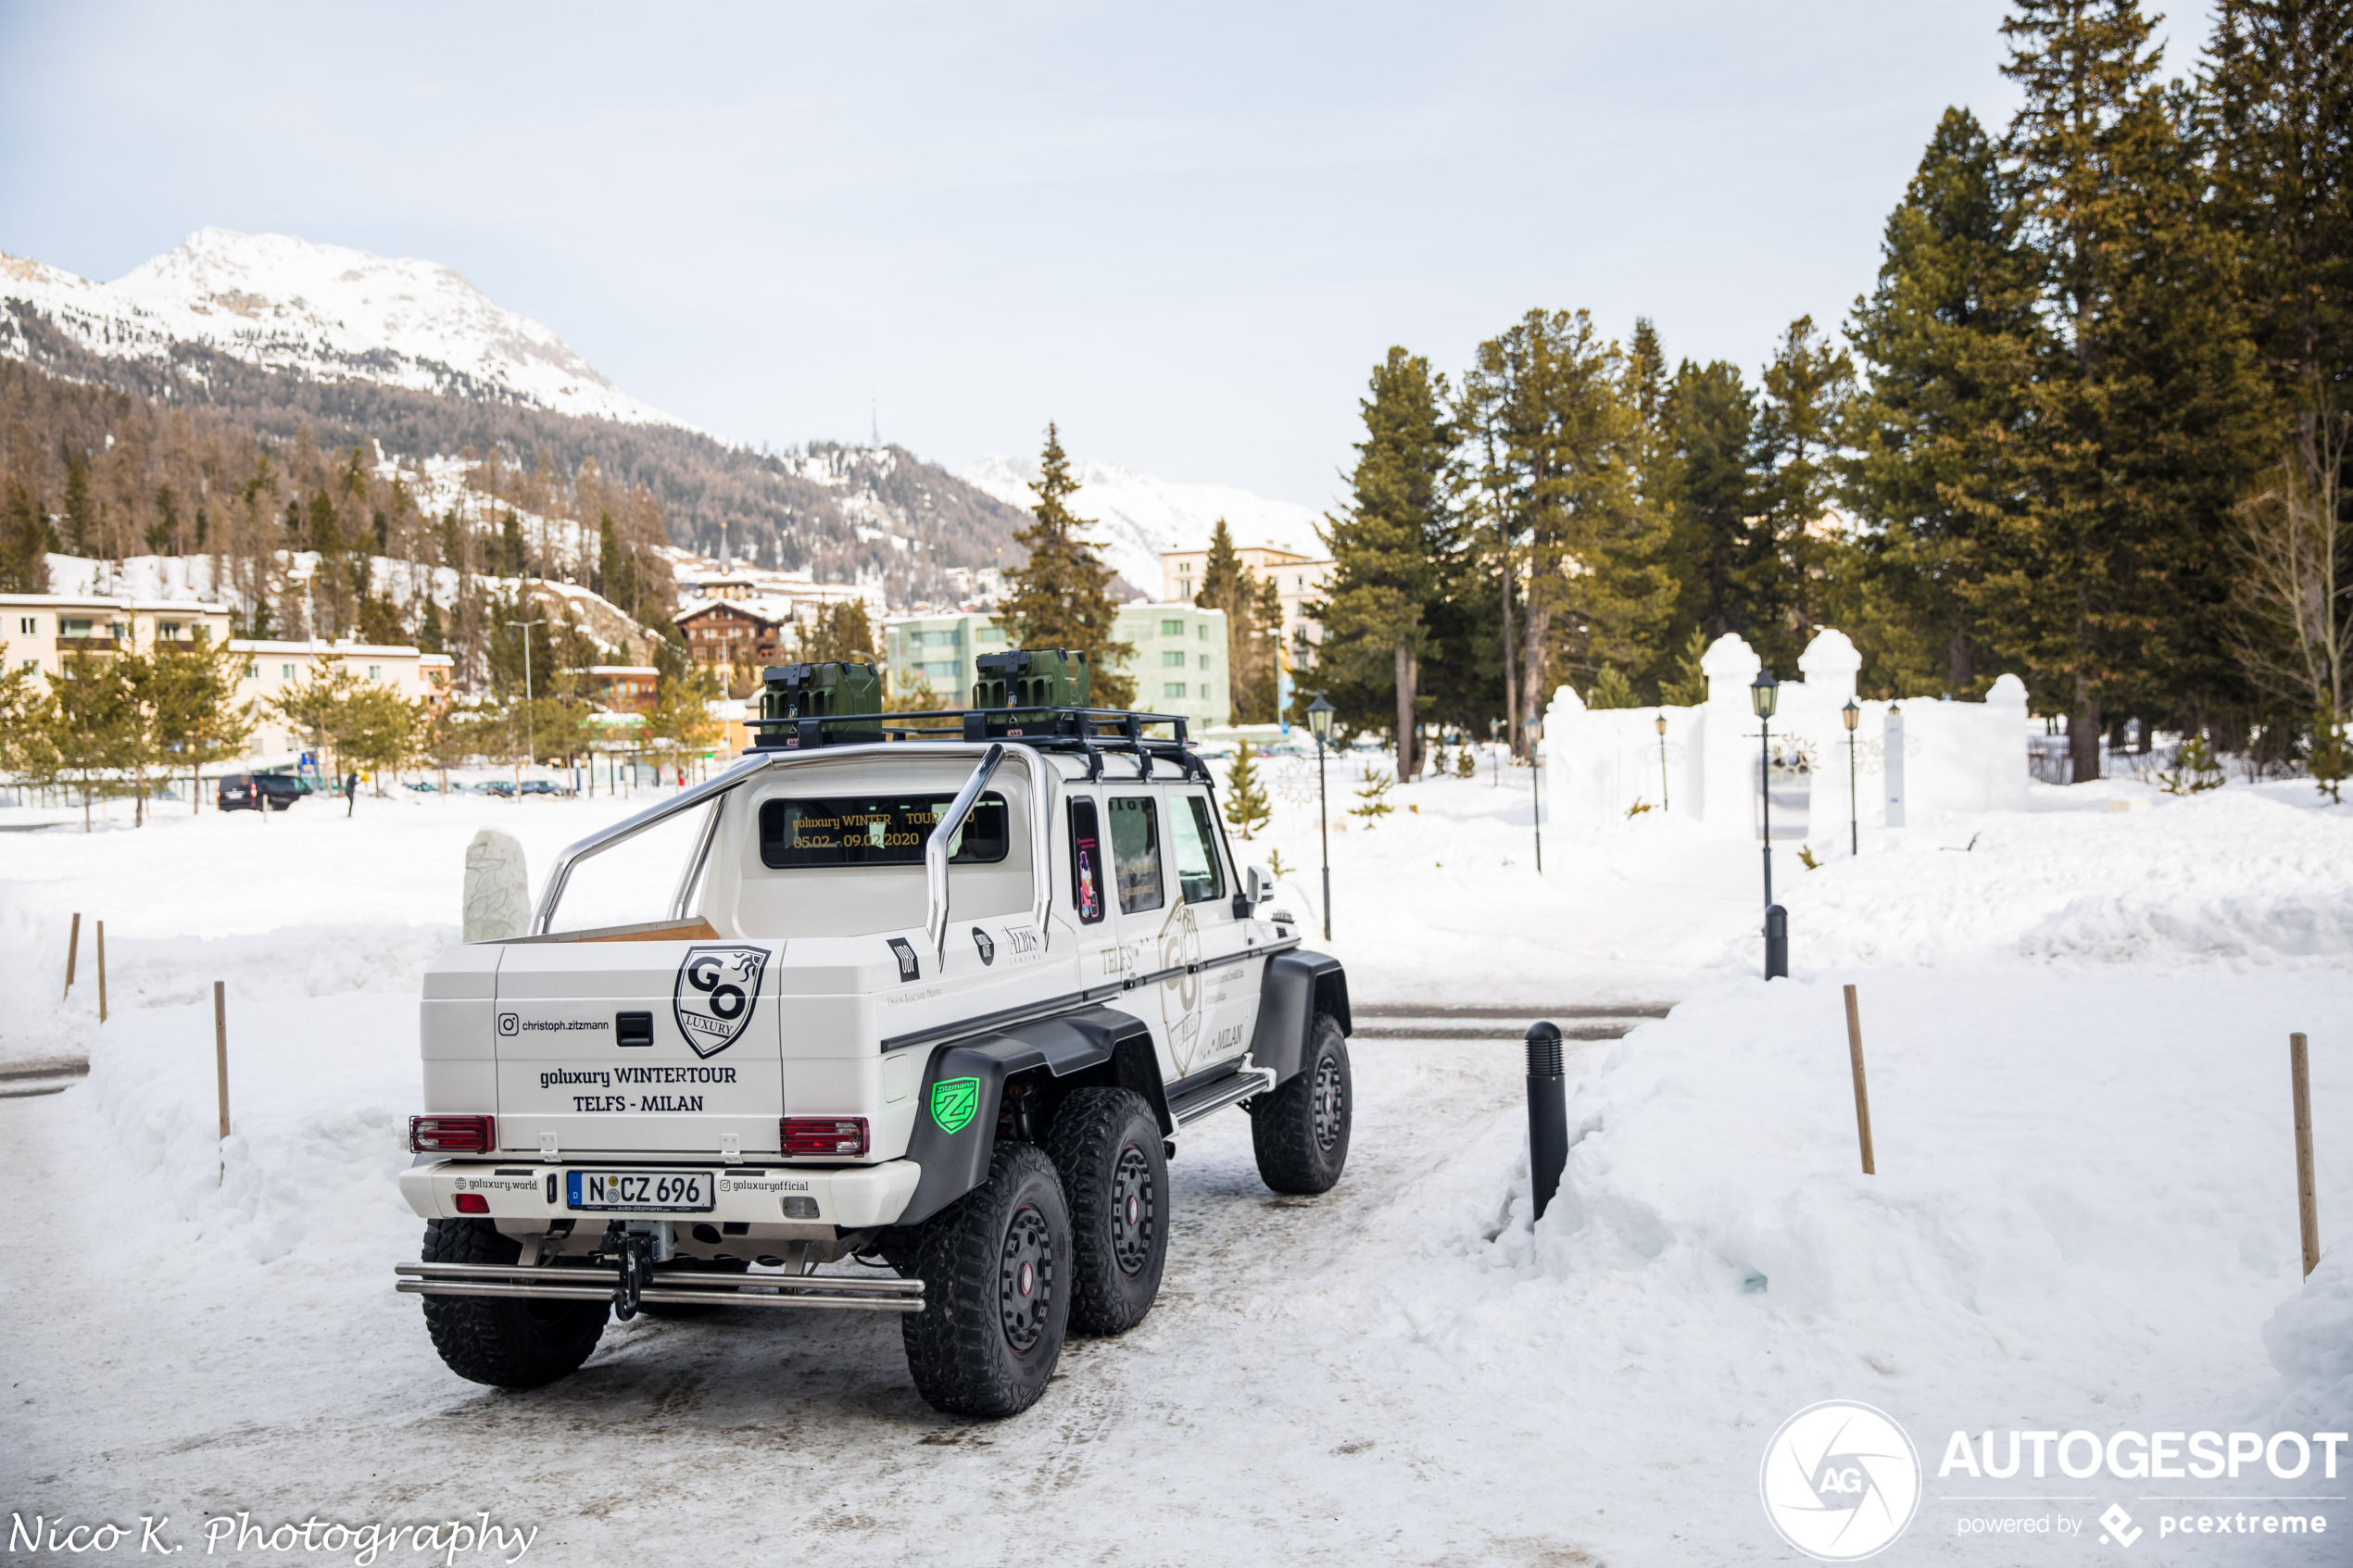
[758,793,1009,869]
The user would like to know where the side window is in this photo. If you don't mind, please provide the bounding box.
[1068,797,1105,924]
[1168,793,1227,906]
[1106,797,1164,914]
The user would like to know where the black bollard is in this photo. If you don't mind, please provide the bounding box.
[1765,904,1789,980]
[1525,1022,1568,1221]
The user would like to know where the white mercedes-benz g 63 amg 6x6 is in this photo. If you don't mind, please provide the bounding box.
[396,651,1353,1417]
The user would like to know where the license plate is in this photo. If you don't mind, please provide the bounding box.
[566,1169,714,1212]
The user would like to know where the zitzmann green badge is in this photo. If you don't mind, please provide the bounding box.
[929,1076,980,1135]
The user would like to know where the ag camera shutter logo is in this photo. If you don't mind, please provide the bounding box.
[1759,1400,1922,1561]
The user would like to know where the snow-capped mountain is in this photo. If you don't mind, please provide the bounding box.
[960,453,1327,596]
[0,229,680,427]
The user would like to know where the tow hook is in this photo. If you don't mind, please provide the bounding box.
[610,1227,655,1321]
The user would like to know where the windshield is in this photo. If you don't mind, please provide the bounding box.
[758,792,1010,869]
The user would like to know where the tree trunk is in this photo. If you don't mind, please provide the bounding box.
[1393,643,1417,784]
[1519,600,1554,759]
[1946,631,1973,694]
[2068,685,2102,784]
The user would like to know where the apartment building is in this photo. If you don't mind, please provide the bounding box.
[1160,546,1330,670]
[881,603,1231,730]
[2,593,236,684]
[235,641,455,762]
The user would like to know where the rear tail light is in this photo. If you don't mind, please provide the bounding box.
[410,1114,496,1154]
[453,1193,490,1213]
[780,1117,868,1157]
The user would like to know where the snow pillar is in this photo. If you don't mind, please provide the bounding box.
[1799,631,1862,852]
[1984,674,2030,809]
[1542,684,1586,832]
[1700,634,1760,837]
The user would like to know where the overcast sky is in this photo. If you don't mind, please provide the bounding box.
[0,2,2217,508]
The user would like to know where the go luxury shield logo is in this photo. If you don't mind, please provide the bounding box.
[671,946,769,1060]
[1759,1400,1922,1561]
[930,1075,980,1135]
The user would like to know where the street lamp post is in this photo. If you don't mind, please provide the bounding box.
[1753,669,1786,981]
[1752,669,1778,909]
[1524,716,1543,873]
[1655,711,1670,813]
[1842,698,1861,856]
[1307,693,1335,940]
[506,615,547,775]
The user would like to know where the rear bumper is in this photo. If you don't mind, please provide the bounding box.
[397,1158,923,1230]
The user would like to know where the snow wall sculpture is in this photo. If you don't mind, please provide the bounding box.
[462,829,533,941]
[1541,631,2028,838]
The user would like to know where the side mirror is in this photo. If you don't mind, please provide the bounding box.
[1234,865,1276,920]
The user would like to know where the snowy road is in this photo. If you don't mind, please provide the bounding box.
[7,1034,1599,1567]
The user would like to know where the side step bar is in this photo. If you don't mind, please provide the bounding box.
[1167,1065,1274,1128]
[396,1261,925,1313]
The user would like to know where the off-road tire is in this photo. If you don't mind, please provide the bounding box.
[900,1141,1071,1418]
[418,1219,608,1389]
[1044,1087,1167,1336]
[1250,1012,1352,1195]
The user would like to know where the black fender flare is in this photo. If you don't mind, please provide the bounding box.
[895,1005,1160,1226]
[1246,949,1352,1087]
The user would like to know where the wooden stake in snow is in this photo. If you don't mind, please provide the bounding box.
[96,920,107,1023]
[2292,1032,2321,1276]
[214,981,231,1185]
[63,912,80,998]
[1844,984,1876,1175]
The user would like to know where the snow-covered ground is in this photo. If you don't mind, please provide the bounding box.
[2,765,2347,1564]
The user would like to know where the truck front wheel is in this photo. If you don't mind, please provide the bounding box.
[1045,1087,1168,1335]
[900,1141,1070,1418]
[1249,1013,1352,1195]
[418,1218,609,1389]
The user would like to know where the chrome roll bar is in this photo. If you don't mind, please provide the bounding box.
[925,743,1004,960]
[530,742,1057,944]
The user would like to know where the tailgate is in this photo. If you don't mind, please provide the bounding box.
[494,940,784,1156]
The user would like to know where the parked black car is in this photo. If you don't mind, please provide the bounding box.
[218,773,307,812]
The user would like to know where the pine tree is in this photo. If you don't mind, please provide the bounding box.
[2204,0,2353,727]
[1223,741,1273,838]
[1320,349,1456,780]
[1349,763,1395,822]
[1468,311,1671,731]
[1843,106,2042,695]
[1251,571,1284,722]
[1196,518,1261,722]
[420,596,447,655]
[1,480,50,594]
[1993,0,2274,781]
[999,425,1136,708]
[1589,666,1639,708]
[1755,316,1856,656]
[499,510,528,580]
[598,512,623,599]
[61,451,94,556]
[1661,359,1760,644]
[1659,624,1711,706]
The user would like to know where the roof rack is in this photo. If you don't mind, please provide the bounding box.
[747,705,1209,783]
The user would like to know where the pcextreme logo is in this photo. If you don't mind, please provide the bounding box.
[1760,1400,1923,1561]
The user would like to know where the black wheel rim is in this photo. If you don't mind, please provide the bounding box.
[1110,1144,1155,1276]
[1312,1052,1345,1152]
[998,1202,1053,1353]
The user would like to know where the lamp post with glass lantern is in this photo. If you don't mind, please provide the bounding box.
[1752,669,1779,909]
[1655,711,1669,812]
[1842,698,1860,855]
[1307,693,1334,940]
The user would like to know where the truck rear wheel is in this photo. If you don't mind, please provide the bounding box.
[1045,1087,1167,1336]
[900,1141,1070,1418]
[418,1218,608,1389]
[1250,1013,1352,1195]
